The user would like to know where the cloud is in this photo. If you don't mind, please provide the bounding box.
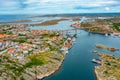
[0,0,120,14]
[23,0,120,10]
[105,7,110,11]
[0,0,21,10]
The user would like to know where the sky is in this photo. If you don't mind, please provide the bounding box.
[0,0,120,14]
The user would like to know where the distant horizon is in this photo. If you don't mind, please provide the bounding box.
[0,12,120,15]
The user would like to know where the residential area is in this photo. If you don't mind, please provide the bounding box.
[0,24,73,80]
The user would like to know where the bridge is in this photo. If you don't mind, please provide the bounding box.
[55,28,81,38]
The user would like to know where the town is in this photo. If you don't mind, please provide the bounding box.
[0,24,74,80]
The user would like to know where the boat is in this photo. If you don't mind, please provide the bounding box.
[65,50,69,54]
[72,38,76,42]
[60,47,69,54]
[92,50,98,53]
[92,59,101,64]
[105,33,108,36]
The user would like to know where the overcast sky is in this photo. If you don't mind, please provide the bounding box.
[0,0,120,14]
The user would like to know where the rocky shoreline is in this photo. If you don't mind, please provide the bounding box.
[40,55,66,80]
[40,38,74,80]
[94,54,120,80]
[94,67,102,80]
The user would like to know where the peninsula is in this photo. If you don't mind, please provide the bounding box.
[31,18,68,26]
[70,17,120,35]
[0,24,74,80]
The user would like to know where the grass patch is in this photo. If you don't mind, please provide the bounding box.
[113,23,120,31]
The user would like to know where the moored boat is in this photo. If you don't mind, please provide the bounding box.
[92,59,101,64]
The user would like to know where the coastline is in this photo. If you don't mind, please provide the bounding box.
[39,37,74,80]
[94,67,102,80]
[94,54,120,80]
[89,31,108,35]
[40,54,66,80]
[0,23,75,80]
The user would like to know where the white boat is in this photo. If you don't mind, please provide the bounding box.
[60,47,69,54]
[105,34,108,36]
[72,38,76,42]
[65,50,69,54]
[92,59,101,64]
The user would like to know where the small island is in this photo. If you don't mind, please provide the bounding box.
[95,44,119,52]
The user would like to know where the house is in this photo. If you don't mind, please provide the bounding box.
[7,48,17,57]
[23,50,28,55]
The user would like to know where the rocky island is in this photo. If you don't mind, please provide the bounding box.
[95,44,119,52]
